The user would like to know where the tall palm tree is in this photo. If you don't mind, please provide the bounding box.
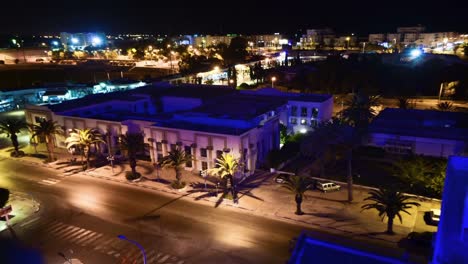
[0,118,27,155]
[339,93,380,202]
[30,119,63,161]
[119,132,145,177]
[281,175,315,215]
[209,153,241,201]
[159,146,192,188]
[65,128,105,170]
[340,93,380,130]
[361,188,420,234]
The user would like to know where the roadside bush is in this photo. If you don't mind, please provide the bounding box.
[407,231,435,248]
[0,188,10,208]
[170,181,186,189]
[125,171,141,181]
[238,83,251,90]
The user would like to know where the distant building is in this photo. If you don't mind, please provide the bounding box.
[299,28,335,49]
[60,32,107,50]
[368,26,466,52]
[367,108,468,157]
[0,47,50,64]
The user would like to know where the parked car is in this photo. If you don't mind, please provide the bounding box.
[275,173,294,183]
[316,181,341,192]
[428,209,440,224]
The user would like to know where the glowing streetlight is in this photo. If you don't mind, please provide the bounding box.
[271,76,277,88]
[345,36,351,49]
[213,66,219,72]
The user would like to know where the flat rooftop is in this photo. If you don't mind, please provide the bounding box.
[240,87,332,103]
[369,108,468,141]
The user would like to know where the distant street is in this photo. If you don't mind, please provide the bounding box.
[0,157,307,263]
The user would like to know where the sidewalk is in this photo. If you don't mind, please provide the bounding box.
[0,144,439,248]
[0,191,40,233]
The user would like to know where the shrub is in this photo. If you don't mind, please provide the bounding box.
[170,181,186,189]
[238,83,250,90]
[0,188,9,208]
[125,171,141,181]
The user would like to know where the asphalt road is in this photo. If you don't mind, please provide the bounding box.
[0,157,306,264]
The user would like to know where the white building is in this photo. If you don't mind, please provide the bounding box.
[60,32,107,50]
[433,155,468,264]
[25,83,333,178]
[367,108,468,157]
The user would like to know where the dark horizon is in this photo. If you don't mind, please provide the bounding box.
[2,2,468,36]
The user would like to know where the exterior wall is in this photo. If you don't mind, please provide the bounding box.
[285,97,333,134]
[367,133,466,157]
[433,156,468,264]
[368,34,385,44]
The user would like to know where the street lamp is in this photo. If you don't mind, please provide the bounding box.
[117,235,147,264]
[271,76,276,88]
[345,37,350,49]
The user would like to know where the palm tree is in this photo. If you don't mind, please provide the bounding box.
[0,118,27,155]
[209,153,241,202]
[281,175,315,215]
[361,188,420,234]
[30,119,63,161]
[159,146,192,188]
[396,97,415,109]
[65,128,105,170]
[340,93,380,130]
[436,101,453,111]
[119,132,145,177]
[339,93,380,202]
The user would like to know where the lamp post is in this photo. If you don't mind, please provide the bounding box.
[345,37,350,50]
[271,76,276,88]
[117,235,147,264]
[107,155,114,174]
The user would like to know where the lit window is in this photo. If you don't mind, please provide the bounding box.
[301,119,307,125]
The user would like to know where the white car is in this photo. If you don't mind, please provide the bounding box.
[429,209,441,224]
[316,182,341,192]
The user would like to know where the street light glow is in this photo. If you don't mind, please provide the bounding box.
[410,49,422,57]
[71,37,79,44]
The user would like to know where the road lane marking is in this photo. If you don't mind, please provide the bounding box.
[80,233,103,246]
[20,217,40,227]
[158,254,170,263]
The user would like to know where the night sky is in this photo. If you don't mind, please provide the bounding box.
[2,1,467,36]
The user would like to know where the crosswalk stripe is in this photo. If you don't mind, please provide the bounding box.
[146,251,159,263]
[157,254,170,263]
[94,237,114,250]
[125,248,143,262]
[70,230,92,243]
[56,227,83,239]
[80,233,103,246]
[20,217,40,227]
[51,225,76,237]
[44,221,64,233]
[67,229,88,241]
[74,231,96,244]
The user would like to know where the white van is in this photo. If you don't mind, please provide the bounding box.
[316,182,341,192]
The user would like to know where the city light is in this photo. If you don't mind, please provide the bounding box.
[92,36,102,45]
[410,49,422,57]
[71,37,79,44]
[52,41,59,46]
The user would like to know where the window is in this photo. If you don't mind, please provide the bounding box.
[200,148,207,157]
[156,142,162,151]
[311,108,319,118]
[201,161,208,171]
[215,150,223,167]
[157,153,163,161]
[291,106,297,116]
[34,116,45,123]
[184,146,192,167]
[170,144,177,151]
[290,117,297,125]
[301,107,308,117]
